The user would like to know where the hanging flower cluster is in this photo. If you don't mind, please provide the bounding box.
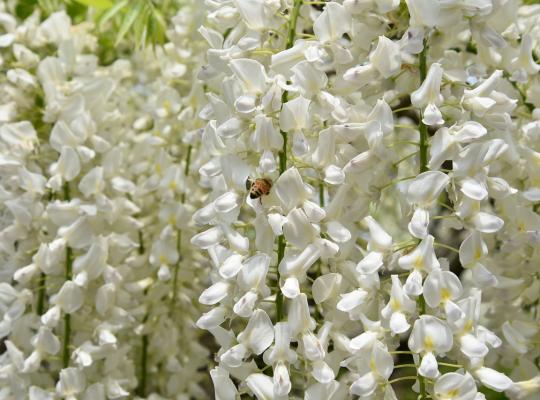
[0,2,211,398]
[192,0,540,399]
[0,0,540,399]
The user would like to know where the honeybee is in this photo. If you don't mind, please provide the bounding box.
[246,177,273,200]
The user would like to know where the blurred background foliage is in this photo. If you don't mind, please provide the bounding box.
[15,0,178,57]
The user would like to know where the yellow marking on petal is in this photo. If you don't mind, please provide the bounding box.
[440,288,451,301]
[446,388,459,397]
[413,255,424,270]
[423,336,434,352]
[474,248,482,260]
[163,100,171,112]
[390,298,401,311]
[159,255,167,264]
[463,319,473,333]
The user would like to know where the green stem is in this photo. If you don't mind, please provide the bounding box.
[390,350,415,355]
[138,321,149,397]
[286,0,303,50]
[418,39,429,174]
[416,40,429,400]
[438,362,463,368]
[171,144,192,314]
[434,242,459,253]
[138,230,145,255]
[379,175,417,191]
[275,0,303,323]
[36,272,46,315]
[388,376,418,385]
[393,151,419,167]
[276,235,285,321]
[170,230,181,313]
[62,182,72,369]
[393,363,419,369]
[137,231,148,396]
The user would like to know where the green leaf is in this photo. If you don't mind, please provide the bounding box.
[114,0,144,45]
[16,0,38,19]
[98,0,128,28]
[73,0,113,9]
[147,6,166,46]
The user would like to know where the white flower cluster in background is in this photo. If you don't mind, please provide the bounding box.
[0,0,539,399]
[0,1,211,398]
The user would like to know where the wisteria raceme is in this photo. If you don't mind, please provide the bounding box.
[0,0,539,399]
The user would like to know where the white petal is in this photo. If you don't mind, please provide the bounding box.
[408,207,430,239]
[238,309,274,355]
[246,373,275,400]
[390,311,410,334]
[219,254,244,279]
[56,146,81,182]
[337,289,368,312]
[210,367,238,400]
[461,177,488,201]
[282,277,301,299]
[411,63,443,108]
[279,96,311,132]
[326,220,351,243]
[220,343,248,368]
[273,167,309,212]
[419,352,440,379]
[199,282,230,305]
[56,367,86,396]
[471,212,504,233]
[350,331,378,351]
[324,165,345,185]
[460,334,488,359]
[475,367,513,392]
[373,342,394,379]
[471,263,498,287]
[454,121,487,142]
[423,103,444,126]
[196,306,227,330]
[313,2,351,43]
[407,171,450,207]
[365,216,392,250]
[370,36,401,78]
[302,200,326,222]
[404,269,424,296]
[233,291,258,318]
[191,227,223,249]
[273,362,292,396]
[55,281,84,314]
[357,251,384,274]
[229,58,267,95]
[311,360,335,383]
[350,372,377,396]
[312,273,341,304]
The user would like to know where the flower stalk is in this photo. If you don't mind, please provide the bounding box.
[275,0,303,322]
[416,40,429,400]
[62,182,72,369]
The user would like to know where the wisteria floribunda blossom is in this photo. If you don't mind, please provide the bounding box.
[0,0,540,399]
